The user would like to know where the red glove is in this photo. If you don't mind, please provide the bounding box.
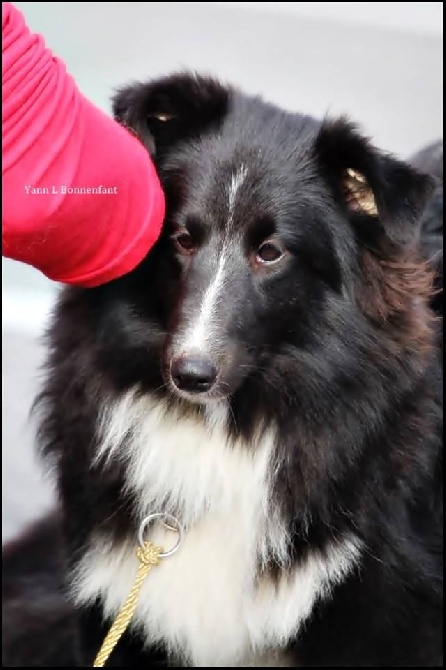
[2,2,165,287]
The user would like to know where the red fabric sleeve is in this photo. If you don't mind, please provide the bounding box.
[2,3,165,287]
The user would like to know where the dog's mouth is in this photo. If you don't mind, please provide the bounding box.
[167,383,229,405]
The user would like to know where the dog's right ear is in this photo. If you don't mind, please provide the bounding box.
[315,117,436,249]
[112,72,230,159]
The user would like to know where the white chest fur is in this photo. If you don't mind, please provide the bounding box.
[72,391,361,667]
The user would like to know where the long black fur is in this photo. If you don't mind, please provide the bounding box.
[410,140,443,318]
[2,72,443,667]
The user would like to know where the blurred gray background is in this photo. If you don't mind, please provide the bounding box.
[2,1,443,542]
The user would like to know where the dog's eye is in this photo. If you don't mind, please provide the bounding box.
[172,231,195,255]
[256,241,285,265]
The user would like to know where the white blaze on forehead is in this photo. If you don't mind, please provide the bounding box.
[228,163,248,216]
[181,165,248,352]
[183,248,229,351]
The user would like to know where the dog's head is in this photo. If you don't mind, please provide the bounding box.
[106,72,435,406]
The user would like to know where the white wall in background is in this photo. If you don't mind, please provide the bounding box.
[210,2,443,36]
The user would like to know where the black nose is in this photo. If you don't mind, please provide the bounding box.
[171,356,218,394]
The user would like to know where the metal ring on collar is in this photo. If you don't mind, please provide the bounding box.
[138,513,183,559]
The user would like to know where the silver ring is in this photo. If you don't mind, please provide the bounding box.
[138,513,183,559]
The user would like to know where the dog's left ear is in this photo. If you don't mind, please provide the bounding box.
[112,72,229,159]
[315,118,436,248]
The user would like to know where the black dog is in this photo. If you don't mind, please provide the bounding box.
[2,73,443,667]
